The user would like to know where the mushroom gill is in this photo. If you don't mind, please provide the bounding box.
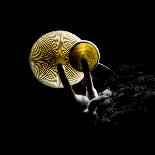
[29,30,84,88]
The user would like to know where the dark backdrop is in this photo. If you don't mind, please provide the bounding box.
[3,2,154,144]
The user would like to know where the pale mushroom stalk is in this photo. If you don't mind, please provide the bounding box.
[57,63,89,110]
[56,63,76,98]
[98,63,118,79]
[81,59,98,100]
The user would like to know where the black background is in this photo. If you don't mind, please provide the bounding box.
[3,1,155,149]
[10,2,154,84]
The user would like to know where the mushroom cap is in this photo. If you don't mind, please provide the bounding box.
[29,30,84,88]
[69,40,100,71]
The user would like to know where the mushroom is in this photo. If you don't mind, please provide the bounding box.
[29,30,89,110]
[69,40,100,100]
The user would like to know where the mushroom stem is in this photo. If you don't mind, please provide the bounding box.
[81,59,98,100]
[98,63,118,79]
[57,63,89,111]
[57,63,75,98]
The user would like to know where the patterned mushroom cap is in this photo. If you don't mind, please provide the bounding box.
[29,30,84,88]
[69,40,100,71]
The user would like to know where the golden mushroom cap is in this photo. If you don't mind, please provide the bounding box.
[69,40,100,71]
[29,30,84,88]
